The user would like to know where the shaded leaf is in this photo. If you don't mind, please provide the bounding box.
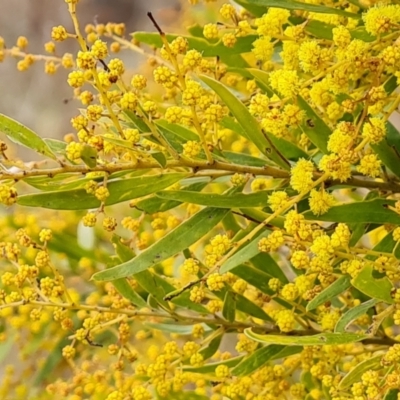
[135,180,209,214]
[351,264,394,304]
[200,75,290,169]
[156,190,270,208]
[133,32,257,57]
[123,110,150,132]
[335,299,379,333]
[221,115,307,161]
[80,144,97,168]
[0,113,56,160]
[250,253,289,283]
[245,329,367,346]
[304,199,400,225]
[223,151,267,167]
[231,345,302,376]
[306,276,351,311]
[18,173,187,210]
[221,230,271,273]
[92,207,229,280]
[372,122,400,178]
[200,333,223,360]
[246,68,275,97]
[243,0,359,18]
[151,152,167,168]
[338,355,382,389]
[222,291,237,322]
[297,96,330,153]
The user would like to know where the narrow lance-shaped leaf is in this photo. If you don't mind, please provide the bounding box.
[304,199,400,225]
[92,207,229,281]
[156,190,271,208]
[133,32,257,57]
[18,173,188,210]
[371,121,400,179]
[222,291,236,323]
[306,276,351,311]
[0,113,56,160]
[221,230,270,273]
[242,0,360,18]
[200,75,290,170]
[338,355,383,389]
[231,345,302,376]
[297,96,330,153]
[245,329,367,346]
[335,299,379,333]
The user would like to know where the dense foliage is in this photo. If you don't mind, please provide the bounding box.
[2,0,400,398]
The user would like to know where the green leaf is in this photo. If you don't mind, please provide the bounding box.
[245,329,367,346]
[0,113,56,160]
[297,96,330,153]
[200,333,223,360]
[155,120,198,142]
[223,151,267,167]
[144,323,200,335]
[231,345,283,376]
[338,355,382,389]
[251,253,289,283]
[221,230,270,273]
[92,207,229,281]
[112,233,207,313]
[230,265,272,295]
[123,110,150,132]
[335,299,379,333]
[233,0,266,16]
[135,180,209,214]
[221,115,307,161]
[17,173,187,210]
[351,264,394,304]
[200,75,290,170]
[246,68,275,97]
[231,345,302,376]
[243,0,360,18]
[133,32,257,57]
[44,138,67,154]
[371,122,400,178]
[156,190,271,208]
[304,199,400,225]
[151,152,167,168]
[385,390,400,400]
[306,276,351,311]
[183,356,243,373]
[216,288,273,321]
[112,279,148,308]
[80,144,97,168]
[222,291,237,322]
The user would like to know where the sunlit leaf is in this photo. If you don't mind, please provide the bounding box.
[245,329,367,345]
[339,355,382,389]
[92,207,229,280]
[351,265,394,304]
[306,276,351,311]
[18,173,187,210]
[335,299,379,333]
[0,113,56,160]
[200,75,290,170]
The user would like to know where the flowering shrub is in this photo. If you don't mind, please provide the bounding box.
[2,0,400,398]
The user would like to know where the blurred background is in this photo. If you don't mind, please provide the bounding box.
[0,0,180,142]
